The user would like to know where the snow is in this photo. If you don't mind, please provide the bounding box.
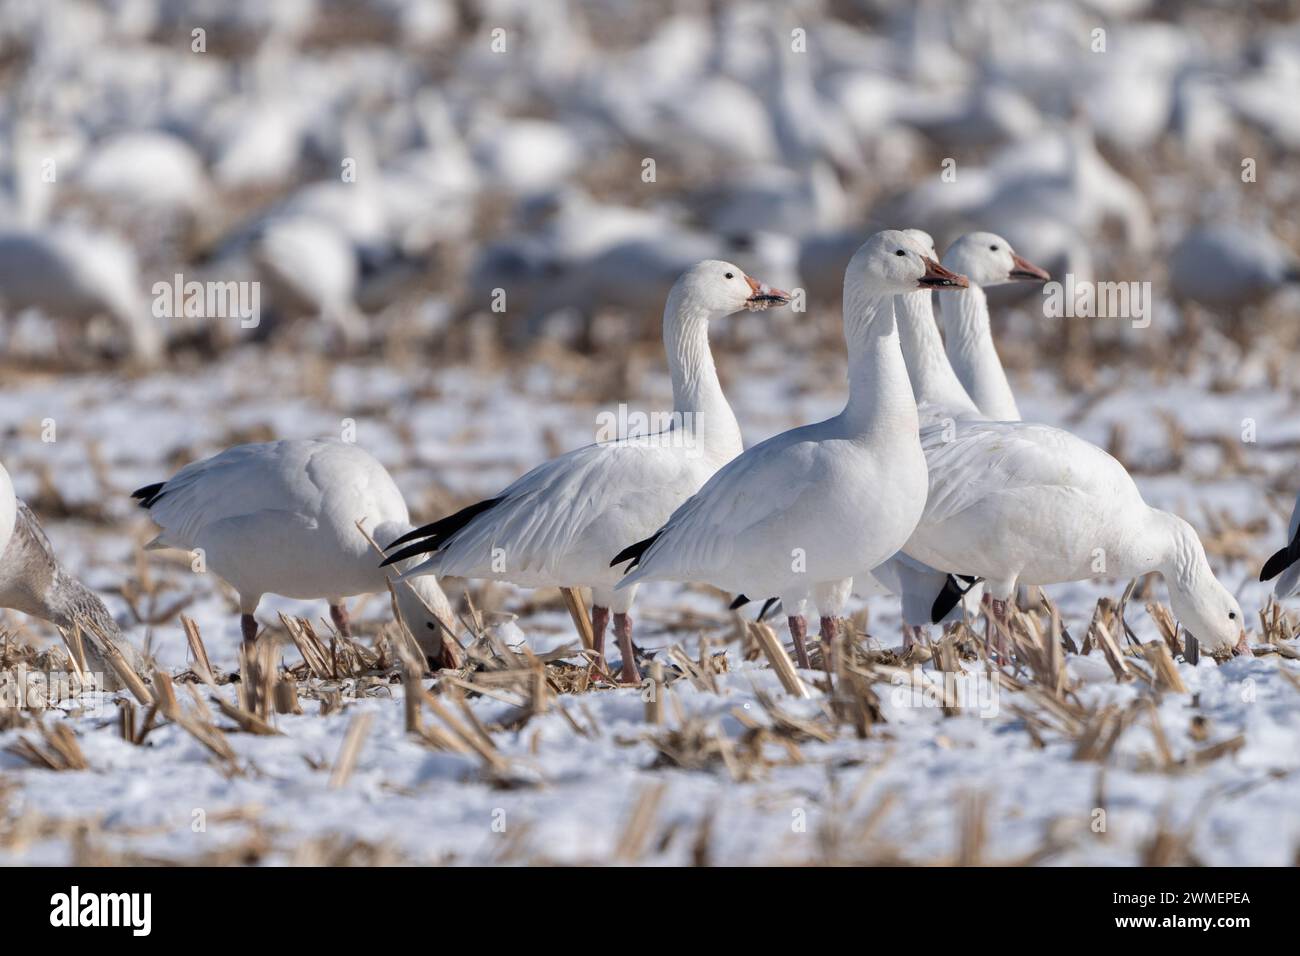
[1,346,1297,866]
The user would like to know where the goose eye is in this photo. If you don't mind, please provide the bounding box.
[895,249,906,257]
[1228,611,1237,620]
[989,245,999,251]
[724,272,734,279]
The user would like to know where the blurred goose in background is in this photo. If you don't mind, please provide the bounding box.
[384,261,790,683]
[133,440,459,668]
[0,460,145,688]
[884,126,1151,278]
[75,130,212,221]
[613,233,966,670]
[249,215,366,346]
[1169,223,1299,315]
[0,227,163,366]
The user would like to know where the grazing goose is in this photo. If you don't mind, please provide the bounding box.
[937,231,1049,422]
[0,228,163,366]
[904,419,1249,660]
[0,461,144,688]
[1259,492,1300,598]
[383,261,791,683]
[133,440,458,667]
[611,232,968,669]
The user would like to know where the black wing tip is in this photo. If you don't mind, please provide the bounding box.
[383,496,508,554]
[380,540,438,568]
[610,531,661,571]
[131,482,167,509]
[757,597,779,621]
[930,574,981,625]
[729,594,751,610]
[1260,546,1295,582]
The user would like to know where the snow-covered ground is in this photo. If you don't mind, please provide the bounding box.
[1,345,1297,866]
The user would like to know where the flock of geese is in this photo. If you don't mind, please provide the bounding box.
[2,226,1276,690]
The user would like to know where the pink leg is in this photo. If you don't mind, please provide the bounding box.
[983,597,1010,662]
[788,615,811,669]
[820,615,838,672]
[591,605,610,667]
[241,614,259,645]
[330,603,351,638]
[903,625,926,653]
[614,612,640,683]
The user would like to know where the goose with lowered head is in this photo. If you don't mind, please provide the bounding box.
[133,440,459,668]
[1,460,146,687]
[905,417,1250,660]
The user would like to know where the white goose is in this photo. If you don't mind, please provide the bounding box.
[895,229,983,427]
[612,232,968,669]
[937,231,1049,422]
[866,231,1053,644]
[133,440,458,667]
[383,261,791,682]
[1260,493,1300,598]
[902,422,1249,659]
[0,460,145,687]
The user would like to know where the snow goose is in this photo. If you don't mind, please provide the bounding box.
[133,440,458,667]
[1259,493,1300,598]
[0,462,144,688]
[0,227,163,366]
[1169,224,1299,315]
[904,420,1250,660]
[937,231,1050,422]
[383,261,791,682]
[856,230,983,644]
[860,232,1051,645]
[894,230,982,427]
[611,232,968,669]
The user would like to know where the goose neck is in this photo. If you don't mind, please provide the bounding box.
[663,297,741,453]
[840,289,919,434]
[940,285,1020,421]
[895,291,979,418]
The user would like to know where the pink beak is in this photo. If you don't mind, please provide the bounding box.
[744,274,792,310]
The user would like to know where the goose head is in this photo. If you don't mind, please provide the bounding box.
[673,259,791,315]
[1169,574,1250,661]
[850,230,969,296]
[903,228,938,261]
[1161,514,1251,660]
[942,231,1050,288]
[394,576,462,670]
